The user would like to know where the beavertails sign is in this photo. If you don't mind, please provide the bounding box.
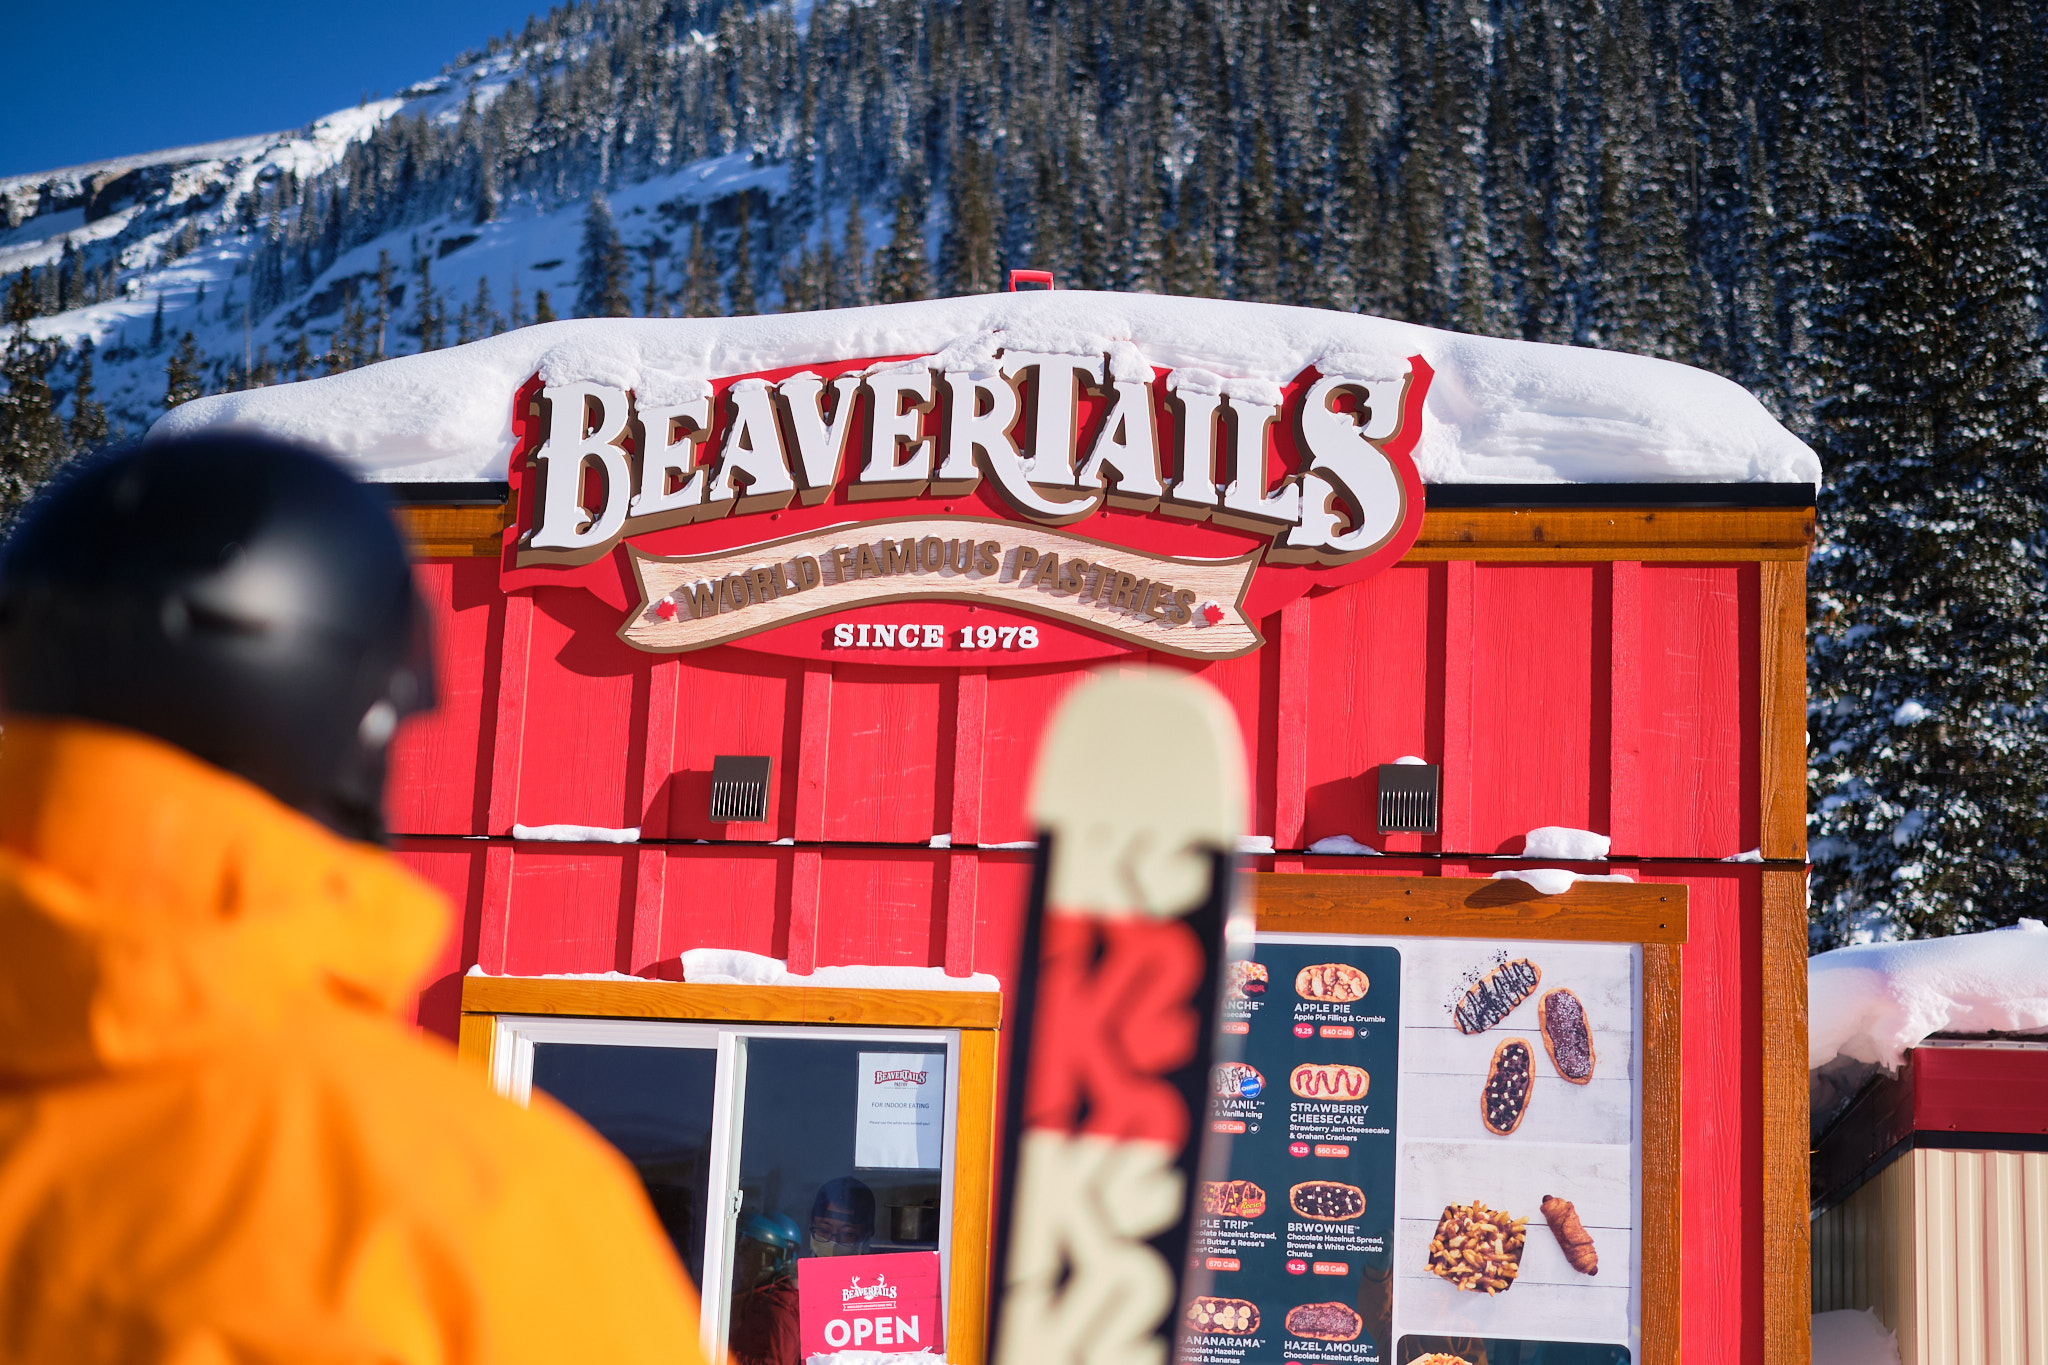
[501,347,1432,664]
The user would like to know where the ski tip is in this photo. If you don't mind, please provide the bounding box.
[1029,667,1247,917]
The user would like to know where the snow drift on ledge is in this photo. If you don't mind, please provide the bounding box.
[150,293,1820,486]
[1808,918,2048,1071]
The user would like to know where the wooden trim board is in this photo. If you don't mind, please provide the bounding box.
[458,974,1003,1029]
[1250,872,1688,943]
[1761,868,1811,1365]
[400,502,1817,563]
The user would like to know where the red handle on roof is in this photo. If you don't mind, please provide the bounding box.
[1007,269,1055,292]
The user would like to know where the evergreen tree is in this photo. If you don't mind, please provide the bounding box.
[683,222,721,317]
[838,196,869,308]
[164,332,204,409]
[149,295,165,351]
[730,195,757,315]
[1806,87,2048,944]
[874,192,931,303]
[0,324,66,522]
[942,139,999,296]
[67,339,108,452]
[533,289,557,323]
[412,255,446,351]
[578,194,633,317]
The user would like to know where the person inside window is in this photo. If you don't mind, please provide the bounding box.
[808,1176,877,1258]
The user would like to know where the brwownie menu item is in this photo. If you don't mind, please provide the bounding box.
[1184,944,1402,1365]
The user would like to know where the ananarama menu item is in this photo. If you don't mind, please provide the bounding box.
[1187,1299,1261,1334]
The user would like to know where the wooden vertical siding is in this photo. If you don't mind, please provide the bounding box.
[388,502,1813,1365]
[1814,1148,2048,1365]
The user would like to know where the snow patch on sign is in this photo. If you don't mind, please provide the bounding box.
[680,948,999,992]
[1807,918,2048,1070]
[1236,834,1276,855]
[1812,1311,1901,1365]
[1306,834,1381,856]
[1492,868,1637,895]
[511,823,641,843]
[1522,826,1611,861]
[149,293,1819,486]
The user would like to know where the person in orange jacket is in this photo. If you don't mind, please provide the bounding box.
[0,436,711,1364]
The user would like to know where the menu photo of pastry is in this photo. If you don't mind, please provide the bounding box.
[1393,1142,1635,1345]
[1397,1337,1630,1365]
[1392,940,1637,1148]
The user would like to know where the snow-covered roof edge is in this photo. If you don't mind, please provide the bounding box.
[151,292,1821,487]
[1808,918,2048,1073]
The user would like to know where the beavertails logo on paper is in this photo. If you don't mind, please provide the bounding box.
[872,1068,929,1086]
[841,1276,898,1305]
[500,346,1432,664]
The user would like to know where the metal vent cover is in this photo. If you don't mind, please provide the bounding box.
[1376,763,1441,834]
[709,755,772,823]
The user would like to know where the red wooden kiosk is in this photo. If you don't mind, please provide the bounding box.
[166,292,1817,1365]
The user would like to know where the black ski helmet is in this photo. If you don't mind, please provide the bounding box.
[0,433,434,842]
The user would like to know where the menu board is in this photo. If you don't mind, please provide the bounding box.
[1183,934,1641,1365]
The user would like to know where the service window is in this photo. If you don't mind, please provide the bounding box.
[491,1017,960,1364]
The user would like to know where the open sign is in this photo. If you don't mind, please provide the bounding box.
[797,1251,944,1359]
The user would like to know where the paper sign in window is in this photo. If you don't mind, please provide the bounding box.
[854,1052,945,1169]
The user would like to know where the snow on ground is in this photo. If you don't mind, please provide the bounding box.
[1808,918,2048,1070]
[151,291,1821,486]
[1812,1311,1902,1365]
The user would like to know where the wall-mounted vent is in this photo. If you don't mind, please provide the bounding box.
[1377,763,1441,834]
[709,755,772,823]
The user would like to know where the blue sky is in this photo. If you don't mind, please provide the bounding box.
[1,1,548,178]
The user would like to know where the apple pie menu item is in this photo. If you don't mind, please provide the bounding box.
[1540,988,1596,1083]
[1290,1062,1370,1100]
[1295,962,1370,1002]
[1481,1039,1535,1135]
[1185,1297,1261,1334]
[1540,1194,1599,1275]
[1289,1181,1366,1221]
[1425,1200,1527,1294]
[1285,1301,1365,1342]
[1201,1179,1268,1218]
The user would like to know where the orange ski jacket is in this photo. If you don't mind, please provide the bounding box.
[0,718,709,1365]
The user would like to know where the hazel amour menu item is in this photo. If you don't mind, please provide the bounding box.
[1185,943,1401,1365]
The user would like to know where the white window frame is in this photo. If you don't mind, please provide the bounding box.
[491,1015,961,1362]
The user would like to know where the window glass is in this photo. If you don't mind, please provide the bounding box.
[727,1039,947,1365]
[531,1042,718,1285]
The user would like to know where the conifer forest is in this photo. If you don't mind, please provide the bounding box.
[1,0,2045,943]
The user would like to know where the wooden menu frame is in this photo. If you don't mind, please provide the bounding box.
[1247,871,1687,1365]
[455,975,1003,1365]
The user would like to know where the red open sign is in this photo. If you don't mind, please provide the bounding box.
[798,1251,944,1357]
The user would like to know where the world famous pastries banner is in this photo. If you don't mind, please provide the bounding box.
[1182,937,1640,1365]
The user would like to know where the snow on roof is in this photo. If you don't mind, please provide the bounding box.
[150,293,1821,487]
[1808,919,2048,1071]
